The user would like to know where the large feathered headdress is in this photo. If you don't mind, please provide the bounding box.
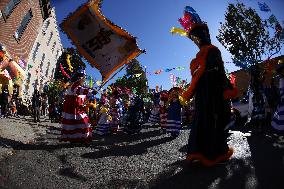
[171,5,208,37]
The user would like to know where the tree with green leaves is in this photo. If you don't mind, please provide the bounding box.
[113,59,148,98]
[217,2,283,95]
[54,47,86,83]
[45,80,65,105]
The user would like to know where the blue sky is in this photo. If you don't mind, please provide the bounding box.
[51,0,284,90]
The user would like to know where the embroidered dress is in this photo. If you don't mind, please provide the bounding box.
[61,81,93,143]
[166,100,182,136]
[148,105,160,125]
[184,45,233,163]
[95,112,111,135]
[110,99,121,132]
[159,101,168,130]
[272,78,284,131]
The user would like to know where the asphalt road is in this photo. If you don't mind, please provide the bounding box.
[0,117,284,189]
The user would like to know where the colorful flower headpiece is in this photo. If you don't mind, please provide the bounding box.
[170,5,207,37]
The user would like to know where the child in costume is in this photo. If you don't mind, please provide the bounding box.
[172,5,238,166]
[124,95,144,134]
[60,68,96,144]
[147,91,160,126]
[109,90,121,133]
[95,105,112,135]
[166,87,183,137]
[87,98,97,127]
[159,90,168,131]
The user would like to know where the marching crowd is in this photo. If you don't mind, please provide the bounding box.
[1,4,284,168]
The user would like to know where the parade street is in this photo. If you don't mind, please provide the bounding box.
[0,117,283,189]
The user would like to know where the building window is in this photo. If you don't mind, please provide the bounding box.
[51,68,55,78]
[32,42,40,61]
[55,49,60,59]
[51,42,56,53]
[42,20,50,35]
[45,62,50,77]
[40,54,45,71]
[2,0,21,19]
[14,9,33,41]
[47,32,53,46]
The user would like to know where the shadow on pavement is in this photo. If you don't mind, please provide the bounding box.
[150,158,256,189]
[151,128,284,189]
[81,136,174,159]
[58,167,87,182]
[92,128,164,146]
[92,178,148,188]
[0,136,80,152]
[246,132,284,189]
[0,128,168,153]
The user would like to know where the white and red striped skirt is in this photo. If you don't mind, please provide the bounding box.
[61,95,92,142]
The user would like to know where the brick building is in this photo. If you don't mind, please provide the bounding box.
[0,0,47,61]
[0,0,63,98]
[23,7,63,97]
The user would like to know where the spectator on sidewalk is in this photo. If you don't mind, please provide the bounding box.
[1,84,10,118]
[41,93,48,117]
[10,99,17,117]
[32,89,41,122]
[12,84,19,100]
[272,59,284,132]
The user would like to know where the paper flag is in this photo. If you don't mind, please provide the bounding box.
[154,70,163,74]
[258,2,271,12]
[96,80,102,86]
[89,76,93,88]
[165,68,173,72]
[176,66,185,71]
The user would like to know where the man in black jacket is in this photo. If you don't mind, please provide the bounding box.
[32,89,41,122]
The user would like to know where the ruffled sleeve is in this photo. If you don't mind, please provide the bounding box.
[182,48,208,100]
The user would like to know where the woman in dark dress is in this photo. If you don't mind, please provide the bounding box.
[175,5,237,166]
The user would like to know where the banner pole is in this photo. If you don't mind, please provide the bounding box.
[97,63,127,91]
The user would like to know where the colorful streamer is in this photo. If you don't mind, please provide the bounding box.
[60,63,71,79]
[170,27,188,37]
[147,66,185,76]
[229,73,236,86]
[170,73,177,86]
[165,68,173,72]
[66,54,73,72]
[154,70,163,74]
[89,76,93,88]
[176,66,185,71]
